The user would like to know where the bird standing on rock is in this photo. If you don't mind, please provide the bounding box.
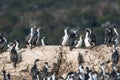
[25,26,36,47]
[69,28,78,50]
[104,25,118,47]
[25,26,42,48]
[30,59,40,80]
[111,47,119,66]
[112,25,119,47]
[0,33,7,53]
[8,42,18,68]
[84,28,96,48]
[14,40,20,50]
[75,35,83,48]
[61,27,69,46]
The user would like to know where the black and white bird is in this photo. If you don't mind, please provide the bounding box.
[78,65,85,80]
[65,72,76,80]
[112,26,119,47]
[69,28,78,50]
[8,42,18,68]
[92,71,98,80]
[61,27,69,46]
[84,28,96,48]
[111,47,119,66]
[42,62,50,75]
[30,59,40,80]
[2,69,10,80]
[75,35,83,48]
[110,64,118,79]
[0,33,7,53]
[99,63,110,80]
[104,26,118,47]
[25,26,36,47]
[30,27,41,48]
[14,40,20,50]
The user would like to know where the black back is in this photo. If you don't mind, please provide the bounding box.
[30,59,39,80]
[111,49,119,65]
[10,46,18,68]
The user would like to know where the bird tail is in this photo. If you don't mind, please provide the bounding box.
[69,46,74,51]
[32,76,37,80]
[13,62,17,68]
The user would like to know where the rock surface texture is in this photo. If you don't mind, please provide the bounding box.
[0,45,120,80]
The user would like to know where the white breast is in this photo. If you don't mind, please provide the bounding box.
[84,32,91,47]
[62,35,69,46]
[75,38,83,48]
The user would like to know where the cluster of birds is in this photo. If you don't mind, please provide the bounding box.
[0,25,119,80]
[61,25,119,50]
[28,52,120,80]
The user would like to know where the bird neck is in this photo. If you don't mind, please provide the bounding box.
[113,28,118,36]
[88,72,92,79]
[85,32,89,38]
[101,66,105,75]
[79,66,84,73]
[64,29,68,36]
[66,75,70,80]
[37,29,40,36]
[79,36,82,41]
[15,42,19,50]
[34,61,37,65]
[30,28,34,36]
[41,38,45,46]
[45,64,48,69]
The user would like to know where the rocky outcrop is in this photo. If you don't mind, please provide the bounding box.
[0,45,120,80]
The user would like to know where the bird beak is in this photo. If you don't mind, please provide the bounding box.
[33,26,37,28]
[38,27,42,30]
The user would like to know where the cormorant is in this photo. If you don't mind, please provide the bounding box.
[61,27,69,46]
[69,29,78,50]
[111,47,119,66]
[8,43,18,68]
[25,26,37,48]
[30,59,40,80]
[84,28,96,48]
[104,25,118,47]
[75,35,83,48]
[0,33,7,53]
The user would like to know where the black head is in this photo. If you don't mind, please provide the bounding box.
[67,71,75,75]
[65,27,69,30]
[86,67,90,72]
[85,28,92,33]
[2,70,6,74]
[42,37,46,39]
[14,40,19,43]
[35,59,40,63]
[81,65,84,69]
[105,27,113,32]
[113,25,117,28]
[45,62,48,65]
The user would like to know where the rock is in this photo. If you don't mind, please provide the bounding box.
[0,45,119,79]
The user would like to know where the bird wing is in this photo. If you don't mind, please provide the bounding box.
[25,35,31,42]
[88,33,96,45]
[31,35,38,45]
[112,51,119,64]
